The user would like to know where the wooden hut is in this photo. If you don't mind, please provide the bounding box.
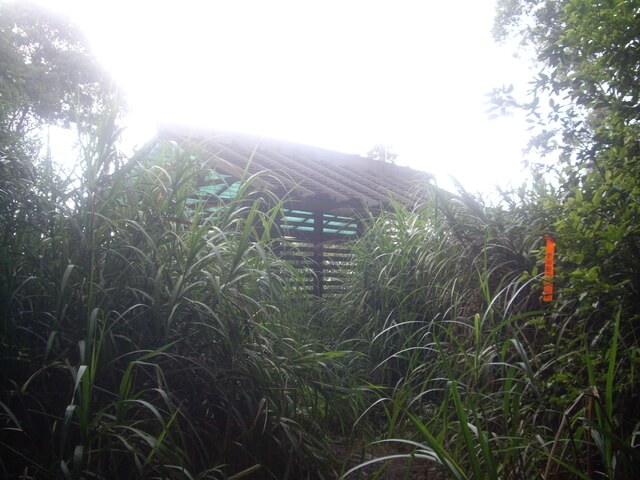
[158,126,434,296]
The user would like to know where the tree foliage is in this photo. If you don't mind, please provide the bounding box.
[0,1,119,262]
[366,144,399,164]
[494,0,640,324]
[0,1,113,137]
[491,5,640,473]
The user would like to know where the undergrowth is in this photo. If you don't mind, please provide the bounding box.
[2,118,639,479]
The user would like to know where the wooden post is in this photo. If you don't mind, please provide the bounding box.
[313,211,324,297]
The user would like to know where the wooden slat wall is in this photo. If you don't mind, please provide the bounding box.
[321,243,355,297]
[275,210,358,297]
[274,240,355,297]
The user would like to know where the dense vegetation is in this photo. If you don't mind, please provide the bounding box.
[2,1,639,478]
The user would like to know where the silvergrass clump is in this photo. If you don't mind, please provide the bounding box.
[0,116,362,479]
[3,120,638,478]
[338,186,639,479]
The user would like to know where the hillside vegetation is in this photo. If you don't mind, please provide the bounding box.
[2,0,640,478]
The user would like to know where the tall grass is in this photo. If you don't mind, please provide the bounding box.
[2,115,638,479]
[339,187,640,479]
[0,119,362,479]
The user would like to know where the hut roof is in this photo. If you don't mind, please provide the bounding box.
[158,126,433,214]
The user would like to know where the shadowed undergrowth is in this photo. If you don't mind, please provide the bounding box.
[1,129,364,479]
[1,123,639,479]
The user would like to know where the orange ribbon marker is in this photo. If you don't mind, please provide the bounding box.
[543,234,555,302]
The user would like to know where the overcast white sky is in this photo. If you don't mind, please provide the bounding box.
[42,0,534,194]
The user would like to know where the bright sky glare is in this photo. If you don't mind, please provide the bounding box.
[43,0,534,194]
